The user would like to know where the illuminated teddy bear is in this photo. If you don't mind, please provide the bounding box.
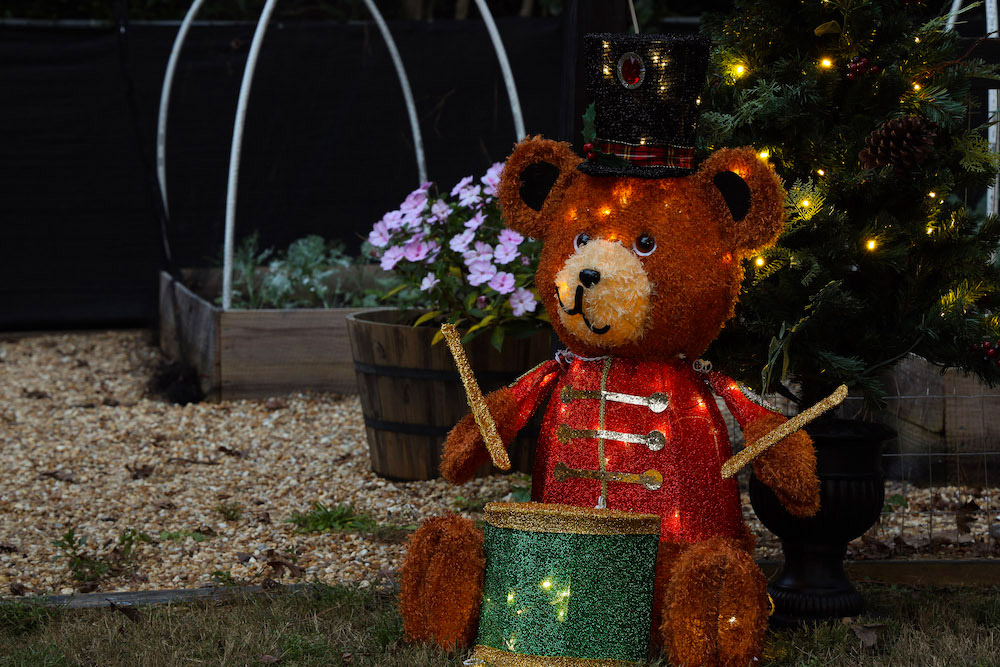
[400,34,821,667]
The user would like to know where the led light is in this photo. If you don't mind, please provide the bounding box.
[927,226,934,235]
[800,199,811,207]
[820,58,833,68]
[915,36,921,43]
[695,96,702,105]
[817,169,825,176]
[603,66,611,76]
[913,83,922,91]
[928,191,937,198]
[755,257,766,267]
[735,64,746,76]
[541,579,552,590]
[507,591,516,604]
[758,149,770,159]
[601,207,611,216]
[866,239,877,251]
[728,616,737,624]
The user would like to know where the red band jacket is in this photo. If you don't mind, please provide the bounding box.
[500,354,781,543]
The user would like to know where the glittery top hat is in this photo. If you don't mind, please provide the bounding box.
[578,33,710,178]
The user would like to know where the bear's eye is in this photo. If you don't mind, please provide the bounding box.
[634,234,656,256]
[574,233,591,250]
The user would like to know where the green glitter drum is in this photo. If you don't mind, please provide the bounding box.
[470,503,660,666]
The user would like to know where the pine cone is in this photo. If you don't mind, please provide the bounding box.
[858,115,937,175]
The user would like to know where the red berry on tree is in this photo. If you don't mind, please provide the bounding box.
[988,347,998,358]
[846,72,856,81]
[870,65,881,74]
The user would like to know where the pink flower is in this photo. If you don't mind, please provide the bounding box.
[400,190,428,216]
[419,181,433,191]
[458,185,482,208]
[509,287,538,316]
[404,238,433,262]
[403,210,424,231]
[520,255,531,266]
[449,229,476,253]
[481,162,504,196]
[463,241,494,265]
[381,210,405,230]
[493,243,519,265]
[419,272,440,291]
[379,245,405,271]
[489,271,515,294]
[465,211,486,230]
[467,260,497,286]
[476,295,488,309]
[368,220,392,248]
[498,229,524,246]
[450,175,473,197]
[430,198,450,222]
[423,240,441,262]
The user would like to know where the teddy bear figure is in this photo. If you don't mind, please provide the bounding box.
[400,34,821,667]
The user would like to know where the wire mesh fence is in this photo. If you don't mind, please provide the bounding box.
[721,355,1000,560]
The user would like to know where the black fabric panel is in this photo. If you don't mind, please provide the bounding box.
[0,19,564,329]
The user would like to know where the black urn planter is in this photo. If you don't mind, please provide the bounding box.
[749,418,894,625]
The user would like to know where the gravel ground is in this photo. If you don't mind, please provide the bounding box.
[1,331,997,597]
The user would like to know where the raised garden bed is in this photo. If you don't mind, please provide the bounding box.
[158,269,381,400]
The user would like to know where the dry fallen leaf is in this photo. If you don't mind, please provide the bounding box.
[107,600,143,624]
[38,470,77,484]
[268,559,304,579]
[126,463,155,480]
[259,654,282,664]
[265,398,287,410]
[851,623,885,648]
[9,582,26,596]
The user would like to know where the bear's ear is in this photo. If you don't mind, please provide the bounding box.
[695,147,787,255]
[498,136,583,239]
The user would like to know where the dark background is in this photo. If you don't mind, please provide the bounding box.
[0,18,573,328]
[0,1,988,329]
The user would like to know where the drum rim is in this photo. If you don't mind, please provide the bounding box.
[469,643,641,665]
[483,502,660,536]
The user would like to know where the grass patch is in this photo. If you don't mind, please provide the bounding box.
[1,584,997,665]
[287,503,378,534]
[158,530,210,543]
[214,502,243,522]
[50,527,153,585]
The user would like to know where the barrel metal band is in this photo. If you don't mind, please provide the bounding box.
[353,361,518,386]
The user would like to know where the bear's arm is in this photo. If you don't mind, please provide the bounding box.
[440,359,562,485]
[707,371,820,517]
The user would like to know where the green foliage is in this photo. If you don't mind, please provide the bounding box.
[215,502,244,522]
[0,600,59,637]
[702,0,1000,406]
[227,233,378,310]
[50,527,152,584]
[286,502,377,534]
[158,530,209,543]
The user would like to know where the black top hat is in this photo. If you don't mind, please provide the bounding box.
[578,33,710,179]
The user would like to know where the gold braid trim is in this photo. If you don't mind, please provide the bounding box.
[469,644,641,666]
[483,502,660,536]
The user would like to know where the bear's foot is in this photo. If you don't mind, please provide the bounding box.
[398,514,485,651]
[661,536,768,667]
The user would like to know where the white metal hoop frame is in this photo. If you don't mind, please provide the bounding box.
[947,0,1000,217]
[157,1,527,309]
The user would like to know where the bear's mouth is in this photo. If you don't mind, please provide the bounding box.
[556,285,611,335]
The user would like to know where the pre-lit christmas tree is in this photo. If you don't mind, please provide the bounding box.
[700,0,1000,407]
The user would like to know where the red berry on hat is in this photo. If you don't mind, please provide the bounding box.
[586,150,597,161]
[582,142,594,154]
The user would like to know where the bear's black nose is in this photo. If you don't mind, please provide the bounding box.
[579,269,601,288]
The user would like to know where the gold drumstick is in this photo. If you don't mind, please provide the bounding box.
[440,324,511,471]
[720,384,848,479]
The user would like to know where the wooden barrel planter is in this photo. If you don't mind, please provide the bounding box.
[347,309,553,481]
